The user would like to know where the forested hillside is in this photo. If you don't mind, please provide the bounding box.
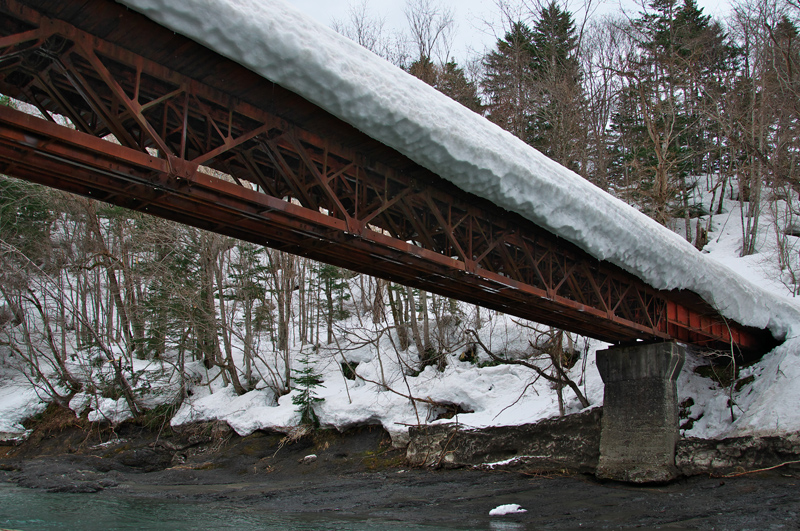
[379,0,799,263]
[1,0,799,442]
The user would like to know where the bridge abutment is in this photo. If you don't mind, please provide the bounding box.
[595,342,685,483]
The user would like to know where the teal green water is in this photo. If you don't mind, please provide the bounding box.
[0,483,462,531]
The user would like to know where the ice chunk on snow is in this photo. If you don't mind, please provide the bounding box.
[490,504,528,516]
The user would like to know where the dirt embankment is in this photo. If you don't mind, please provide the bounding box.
[0,404,406,493]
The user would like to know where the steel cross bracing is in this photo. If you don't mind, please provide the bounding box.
[0,0,773,352]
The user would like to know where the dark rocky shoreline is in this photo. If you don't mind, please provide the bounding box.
[408,407,800,478]
[2,405,800,529]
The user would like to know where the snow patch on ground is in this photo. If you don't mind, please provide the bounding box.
[481,456,547,469]
[0,377,47,440]
[164,329,605,446]
[679,338,800,441]
[729,339,800,436]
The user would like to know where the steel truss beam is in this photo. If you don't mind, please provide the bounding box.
[0,0,774,353]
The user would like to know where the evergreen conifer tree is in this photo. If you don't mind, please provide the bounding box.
[609,0,734,230]
[292,350,325,428]
[319,264,351,344]
[408,57,482,113]
[528,1,584,170]
[436,60,483,113]
[482,22,537,140]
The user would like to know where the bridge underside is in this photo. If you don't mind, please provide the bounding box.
[0,0,774,353]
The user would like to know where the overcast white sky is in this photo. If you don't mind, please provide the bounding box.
[289,0,733,63]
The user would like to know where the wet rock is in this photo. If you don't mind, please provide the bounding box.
[11,460,118,492]
[678,434,800,476]
[408,409,800,479]
[116,446,174,472]
[46,482,105,493]
[407,408,602,473]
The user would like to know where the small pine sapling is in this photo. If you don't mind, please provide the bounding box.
[292,350,325,427]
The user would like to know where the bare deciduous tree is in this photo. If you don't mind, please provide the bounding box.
[405,0,456,65]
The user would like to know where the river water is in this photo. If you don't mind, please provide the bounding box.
[0,482,470,531]
[4,466,798,530]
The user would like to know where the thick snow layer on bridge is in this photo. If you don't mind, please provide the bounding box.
[117,0,800,339]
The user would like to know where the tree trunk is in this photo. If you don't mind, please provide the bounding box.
[215,245,245,394]
[325,276,334,345]
[407,286,425,356]
[85,201,133,354]
[420,290,431,353]
[387,284,409,350]
[199,232,226,387]
[372,278,385,324]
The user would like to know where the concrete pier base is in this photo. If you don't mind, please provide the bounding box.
[595,342,685,483]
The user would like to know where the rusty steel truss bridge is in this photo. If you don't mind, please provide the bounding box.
[0,0,776,354]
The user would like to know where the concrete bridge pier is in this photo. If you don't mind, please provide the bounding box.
[595,342,685,483]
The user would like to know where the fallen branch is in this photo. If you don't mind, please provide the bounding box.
[719,459,800,478]
[354,371,447,408]
[465,329,590,408]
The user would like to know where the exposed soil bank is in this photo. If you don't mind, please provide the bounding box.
[1,406,799,529]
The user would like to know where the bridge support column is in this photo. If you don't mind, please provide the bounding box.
[595,342,685,483]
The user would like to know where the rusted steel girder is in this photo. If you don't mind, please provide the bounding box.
[0,0,775,353]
